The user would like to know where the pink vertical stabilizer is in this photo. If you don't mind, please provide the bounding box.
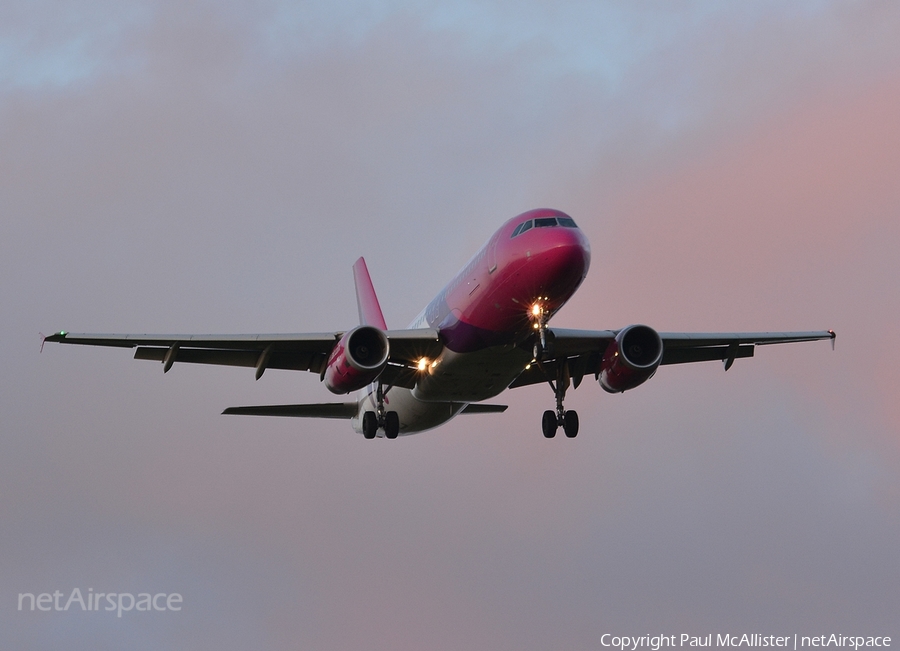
[352,257,388,329]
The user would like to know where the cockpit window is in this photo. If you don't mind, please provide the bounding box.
[511,220,534,238]
[511,216,579,237]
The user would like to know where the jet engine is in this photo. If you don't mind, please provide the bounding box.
[323,326,390,394]
[598,324,663,393]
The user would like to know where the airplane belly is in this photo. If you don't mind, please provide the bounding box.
[353,387,466,435]
[412,346,532,403]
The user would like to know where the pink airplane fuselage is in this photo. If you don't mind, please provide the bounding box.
[353,208,591,435]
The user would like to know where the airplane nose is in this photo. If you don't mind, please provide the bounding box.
[530,228,591,296]
[537,228,591,278]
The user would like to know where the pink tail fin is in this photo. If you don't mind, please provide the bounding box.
[352,257,388,329]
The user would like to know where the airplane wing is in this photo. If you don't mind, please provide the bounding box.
[508,328,835,389]
[43,329,443,388]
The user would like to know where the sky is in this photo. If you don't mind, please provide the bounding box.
[2,1,899,649]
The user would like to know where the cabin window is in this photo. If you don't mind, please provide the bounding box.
[557,217,577,228]
[534,217,557,228]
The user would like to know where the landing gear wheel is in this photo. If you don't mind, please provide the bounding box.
[362,412,378,439]
[384,411,400,439]
[542,410,558,438]
[563,410,579,438]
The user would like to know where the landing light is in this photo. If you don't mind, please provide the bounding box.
[531,304,542,316]
[417,358,429,372]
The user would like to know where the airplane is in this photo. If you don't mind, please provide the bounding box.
[44,208,835,439]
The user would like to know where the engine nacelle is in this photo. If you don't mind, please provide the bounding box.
[323,326,390,394]
[598,324,663,393]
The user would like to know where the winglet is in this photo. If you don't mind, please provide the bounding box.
[44,331,67,343]
[829,329,836,350]
[42,331,68,348]
[352,257,388,329]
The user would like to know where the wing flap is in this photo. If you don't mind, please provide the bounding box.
[136,347,258,367]
[661,344,754,366]
[134,347,327,372]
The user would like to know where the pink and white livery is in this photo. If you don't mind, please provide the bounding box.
[45,209,835,438]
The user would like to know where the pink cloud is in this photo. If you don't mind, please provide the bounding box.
[566,76,900,458]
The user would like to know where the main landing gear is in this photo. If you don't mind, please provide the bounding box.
[542,408,579,438]
[540,369,579,439]
[362,381,400,439]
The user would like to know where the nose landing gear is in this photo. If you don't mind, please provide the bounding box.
[529,303,579,439]
[531,302,554,362]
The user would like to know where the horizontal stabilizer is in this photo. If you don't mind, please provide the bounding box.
[223,403,358,419]
[459,403,508,414]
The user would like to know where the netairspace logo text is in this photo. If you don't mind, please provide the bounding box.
[18,589,182,618]
[600,635,892,651]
